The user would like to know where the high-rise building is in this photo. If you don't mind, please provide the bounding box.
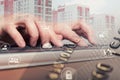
[53,4,90,24]
[14,0,52,22]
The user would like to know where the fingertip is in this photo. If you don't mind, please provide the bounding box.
[18,40,26,48]
[30,41,37,47]
[91,41,97,45]
[57,41,63,47]
[89,37,97,45]
[77,38,88,46]
[77,41,88,46]
[50,34,63,47]
[52,39,63,47]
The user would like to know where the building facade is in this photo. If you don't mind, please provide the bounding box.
[14,0,52,22]
[4,0,14,16]
[53,4,90,24]
[0,0,52,22]
[90,14,116,44]
[90,14,115,31]
[0,0,14,16]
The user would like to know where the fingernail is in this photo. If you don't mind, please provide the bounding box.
[42,43,52,48]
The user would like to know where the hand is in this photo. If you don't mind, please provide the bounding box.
[35,22,63,48]
[0,14,40,48]
[0,14,95,48]
[53,20,96,46]
[0,14,63,48]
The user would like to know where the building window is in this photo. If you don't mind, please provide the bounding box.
[45,8,50,14]
[46,0,52,7]
[38,0,42,5]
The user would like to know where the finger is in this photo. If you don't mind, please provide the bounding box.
[35,21,50,46]
[35,22,55,48]
[50,30,63,47]
[17,18,39,47]
[75,29,95,45]
[35,21,63,47]
[39,28,51,48]
[4,24,25,48]
[56,34,63,40]
[72,20,96,44]
[25,20,39,47]
[85,31,96,45]
[62,30,87,46]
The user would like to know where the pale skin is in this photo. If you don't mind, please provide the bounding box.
[0,14,95,48]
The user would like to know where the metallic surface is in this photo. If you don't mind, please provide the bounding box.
[0,45,119,80]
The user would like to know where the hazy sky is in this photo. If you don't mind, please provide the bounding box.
[52,0,120,15]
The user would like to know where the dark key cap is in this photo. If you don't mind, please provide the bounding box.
[110,40,120,49]
[110,37,120,49]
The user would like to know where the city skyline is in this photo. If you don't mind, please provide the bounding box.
[52,0,120,15]
[52,0,120,29]
[0,0,120,15]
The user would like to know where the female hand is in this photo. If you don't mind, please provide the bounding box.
[0,14,62,48]
[53,20,96,46]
